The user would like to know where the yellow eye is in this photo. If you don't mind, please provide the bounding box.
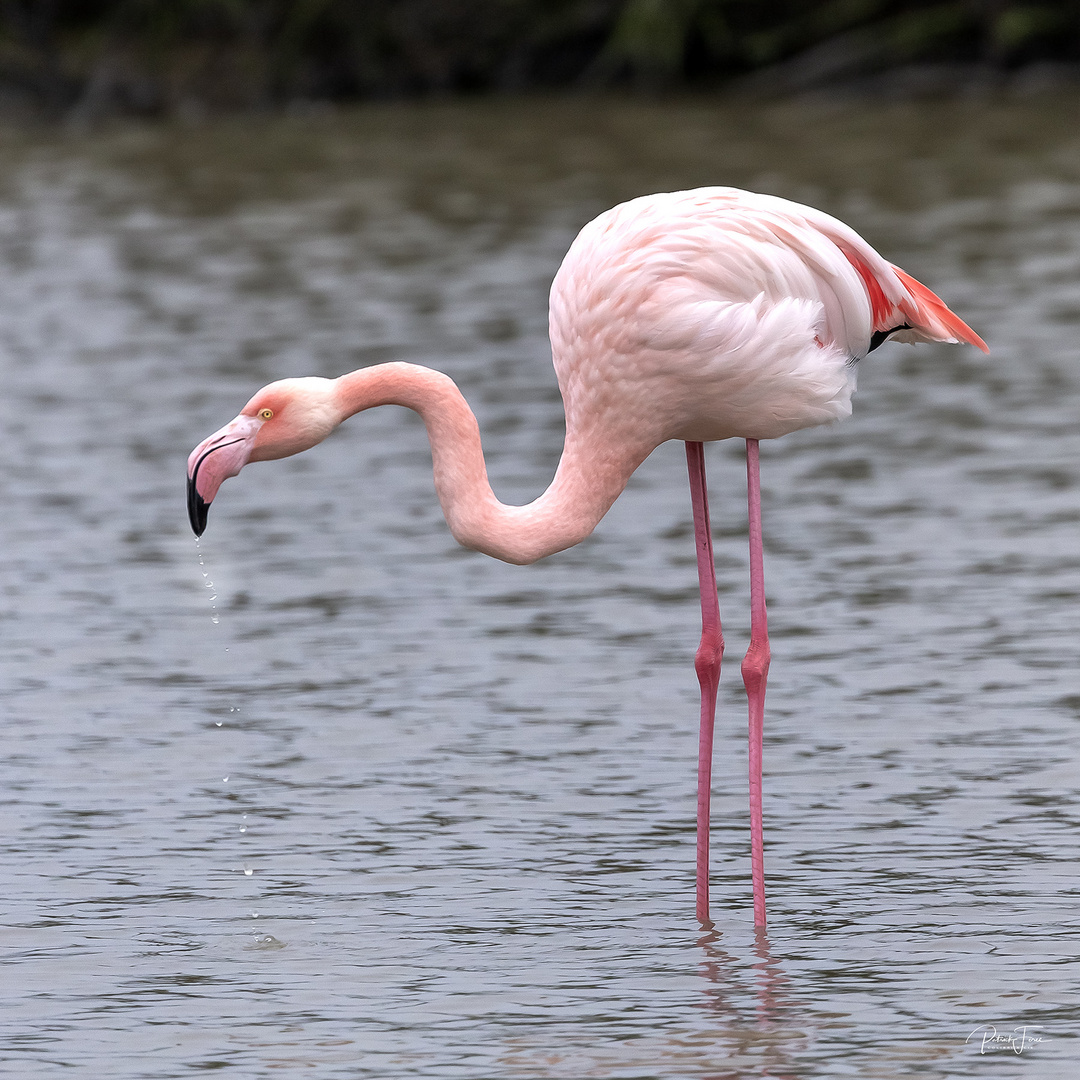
[259,409,274,420]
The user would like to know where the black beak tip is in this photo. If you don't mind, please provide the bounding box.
[187,478,209,537]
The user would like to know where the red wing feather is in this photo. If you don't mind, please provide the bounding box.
[892,266,989,353]
[844,251,988,353]
[844,252,893,327]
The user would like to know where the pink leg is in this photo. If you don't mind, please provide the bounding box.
[685,441,724,924]
[742,439,770,927]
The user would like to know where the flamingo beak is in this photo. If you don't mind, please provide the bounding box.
[187,414,265,536]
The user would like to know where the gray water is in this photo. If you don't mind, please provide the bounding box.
[2,95,1080,1077]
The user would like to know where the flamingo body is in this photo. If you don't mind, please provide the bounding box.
[187,188,986,925]
[550,188,982,449]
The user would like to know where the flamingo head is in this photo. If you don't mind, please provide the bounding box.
[187,377,340,536]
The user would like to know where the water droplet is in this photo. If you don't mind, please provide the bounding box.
[214,721,222,727]
[197,549,222,627]
[223,776,229,782]
[239,826,247,833]
[244,867,254,876]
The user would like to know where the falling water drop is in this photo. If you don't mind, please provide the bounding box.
[195,538,223,628]
[196,540,256,918]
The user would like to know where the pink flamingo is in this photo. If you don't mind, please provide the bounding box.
[187,187,986,926]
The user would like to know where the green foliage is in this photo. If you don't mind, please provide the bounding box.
[0,0,1078,116]
[991,4,1066,51]
[601,0,709,82]
[886,3,974,60]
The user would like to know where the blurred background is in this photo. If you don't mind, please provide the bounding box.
[3,3,1080,1079]
[0,0,1079,119]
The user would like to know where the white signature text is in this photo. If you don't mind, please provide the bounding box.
[966,1024,1044,1055]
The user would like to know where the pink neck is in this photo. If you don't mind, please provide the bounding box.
[334,363,651,565]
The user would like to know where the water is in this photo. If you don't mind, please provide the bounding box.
[2,95,1080,1075]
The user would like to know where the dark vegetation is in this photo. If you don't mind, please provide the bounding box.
[2,0,1079,118]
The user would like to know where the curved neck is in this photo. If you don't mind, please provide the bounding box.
[334,363,651,565]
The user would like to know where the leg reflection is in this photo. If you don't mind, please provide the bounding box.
[694,923,806,1080]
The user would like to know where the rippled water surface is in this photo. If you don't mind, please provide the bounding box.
[3,96,1080,1076]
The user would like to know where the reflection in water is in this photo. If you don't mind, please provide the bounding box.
[700,926,788,1026]
[2,97,1080,1076]
[498,930,806,1076]
[694,926,806,1079]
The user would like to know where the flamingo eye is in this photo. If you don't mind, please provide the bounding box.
[259,409,274,420]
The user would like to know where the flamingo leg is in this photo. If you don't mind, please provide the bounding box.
[742,438,770,927]
[685,441,724,924]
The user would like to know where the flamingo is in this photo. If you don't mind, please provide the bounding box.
[187,187,987,927]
